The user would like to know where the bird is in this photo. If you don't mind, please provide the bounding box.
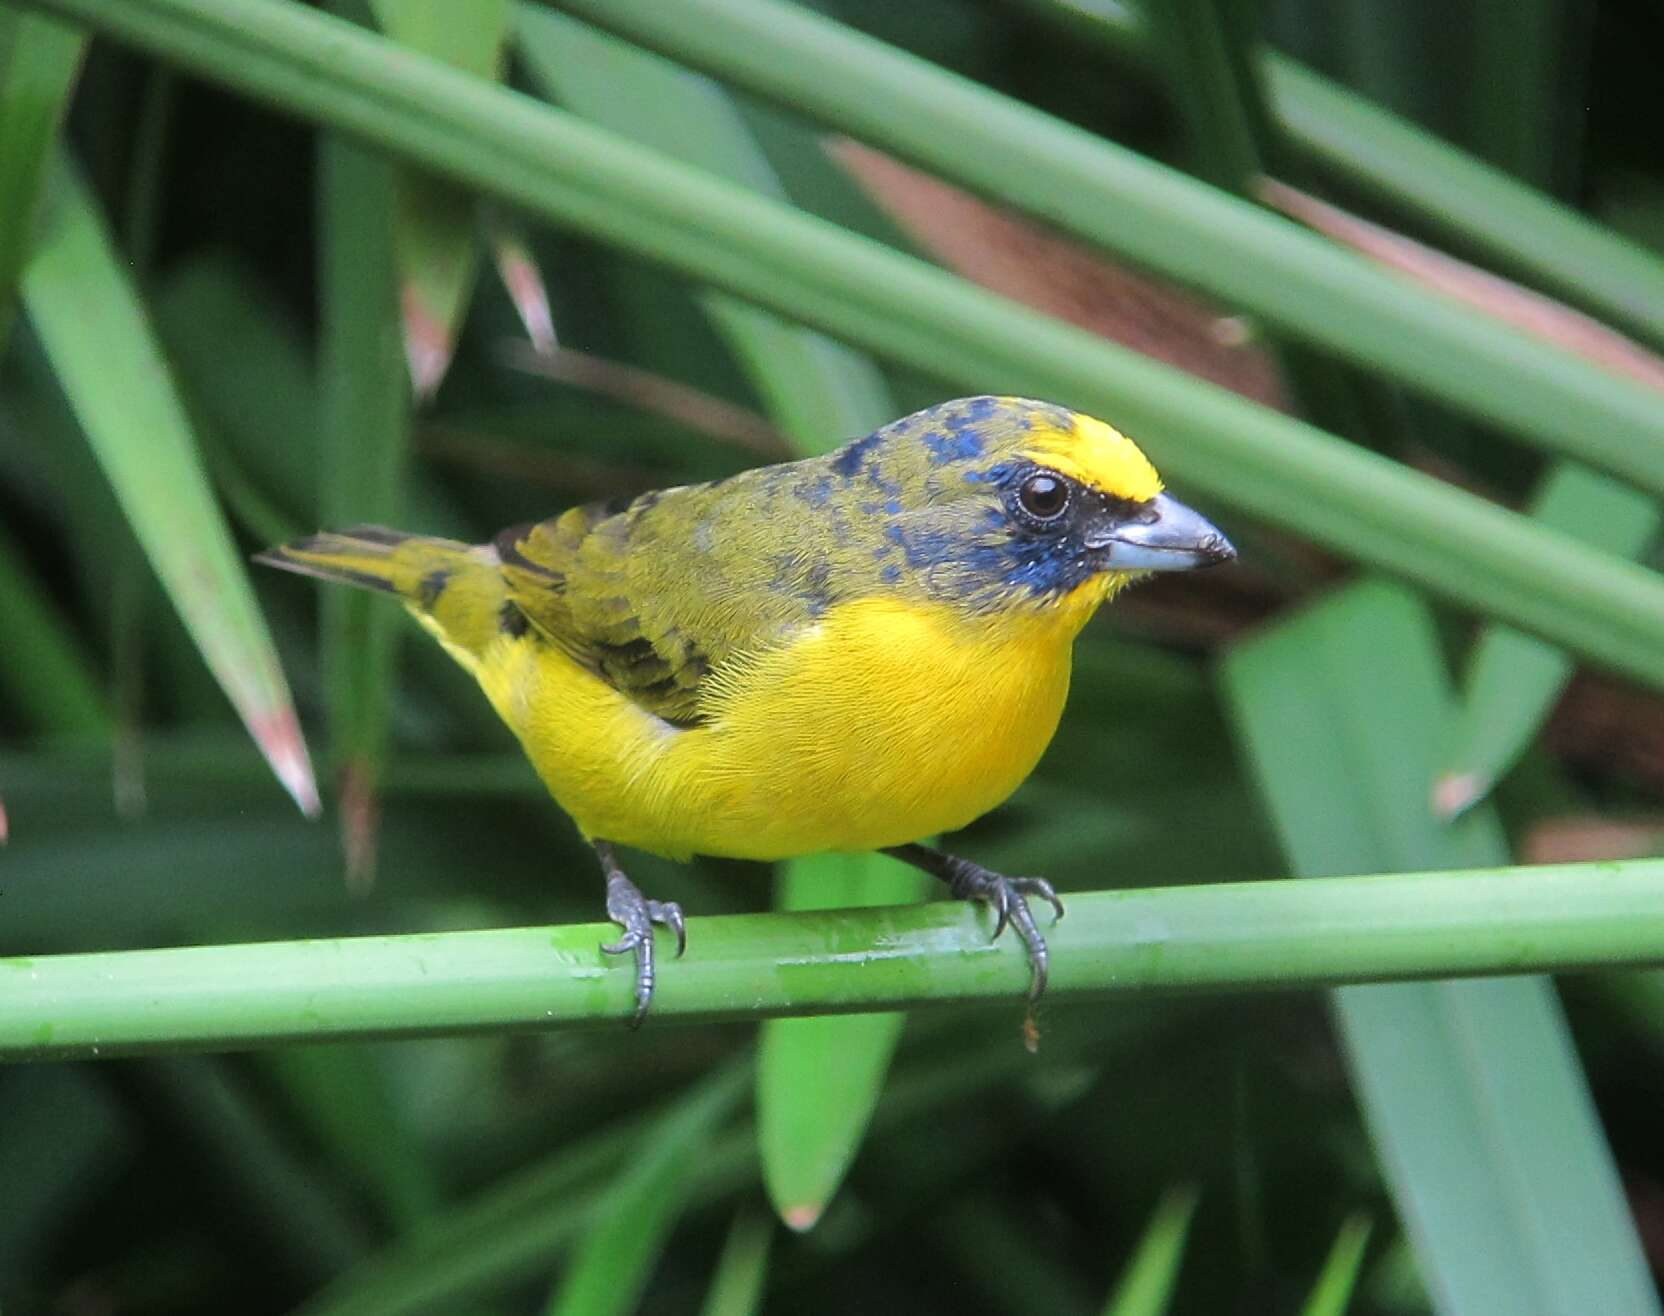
[257,395,1234,1023]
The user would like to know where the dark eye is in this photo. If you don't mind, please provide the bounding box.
[1017,472,1069,521]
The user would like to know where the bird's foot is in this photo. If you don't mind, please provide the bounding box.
[597,854,686,1028]
[941,858,1066,1004]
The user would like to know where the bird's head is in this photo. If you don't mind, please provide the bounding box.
[829,396,1234,616]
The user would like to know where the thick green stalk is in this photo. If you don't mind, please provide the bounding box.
[6,860,1664,1059]
[542,0,1664,481]
[1043,0,1664,347]
[15,0,1664,691]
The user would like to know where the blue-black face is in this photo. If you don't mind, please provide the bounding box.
[876,459,1179,609]
[791,396,1234,612]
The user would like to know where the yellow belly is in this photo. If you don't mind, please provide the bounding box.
[465,592,1100,861]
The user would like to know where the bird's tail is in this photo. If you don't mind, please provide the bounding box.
[256,526,507,661]
[255,525,466,597]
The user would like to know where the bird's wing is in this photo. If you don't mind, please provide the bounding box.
[494,481,826,728]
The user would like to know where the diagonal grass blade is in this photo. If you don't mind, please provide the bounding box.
[22,154,317,814]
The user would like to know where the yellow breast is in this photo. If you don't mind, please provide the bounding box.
[470,587,1108,862]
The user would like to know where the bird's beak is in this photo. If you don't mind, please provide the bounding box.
[1086,492,1236,571]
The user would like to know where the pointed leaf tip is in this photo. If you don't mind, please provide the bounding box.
[492,234,556,353]
[1431,771,1485,820]
[256,709,320,818]
[400,282,454,399]
[781,1204,821,1233]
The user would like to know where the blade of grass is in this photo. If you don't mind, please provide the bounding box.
[1141,0,1376,443]
[1034,0,1664,349]
[1437,466,1659,817]
[699,1208,773,1316]
[295,1022,1112,1316]
[514,5,893,451]
[21,154,318,814]
[370,0,508,396]
[0,517,108,735]
[296,1101,665,1316]
[1466,0,1572,191]
[0,1066,132,1285]
[489,220,556,352]
[20,0,1664,692]
[517,7,917,1233]
[125,1055,371,1282]
[0,5,82,353]
[541,0,1664,486]
[259,1044,441,1233]
[1102,1184,1199,1316]
[1301,1213,1372,1316]
[317,71,410,880]
[152,253,321,527]
[1221,580,1657,1316]
[543,1063,748,1316]
[1143,3,1268,192]
[10,857,1664,1057]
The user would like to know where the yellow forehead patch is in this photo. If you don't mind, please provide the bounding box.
[1023,410,1163,502]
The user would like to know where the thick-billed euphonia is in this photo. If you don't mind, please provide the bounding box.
[259,396,1233,1020]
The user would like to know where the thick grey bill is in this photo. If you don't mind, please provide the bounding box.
[1088,492,1235,571]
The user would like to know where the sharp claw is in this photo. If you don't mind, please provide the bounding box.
[600,932,639,956]
[663,904,687,958]
[989,887,1012,941]
[1024,878,1065,923]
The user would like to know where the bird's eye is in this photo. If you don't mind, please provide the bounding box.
[1017,472,1069,521]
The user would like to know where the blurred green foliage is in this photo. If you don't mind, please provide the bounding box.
[4,0,1664,1312]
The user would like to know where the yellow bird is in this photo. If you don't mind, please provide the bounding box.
[258,396,1233,1020]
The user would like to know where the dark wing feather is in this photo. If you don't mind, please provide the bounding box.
[494,477,827,728]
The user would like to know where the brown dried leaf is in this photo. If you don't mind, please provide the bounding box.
[1260,178,1664,392]
[828,138,1286,408]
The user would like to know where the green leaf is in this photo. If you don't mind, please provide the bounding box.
[698,1207,773,1316]
[317,105,410,879]
[1465,0,1573,191]
[1300,1213,1372,1316]
[1140,0,1376,442]
[1437,464,1659,816]
[0,516,107,736]
[25,0,1664,692]
[371,0,509,396]
[259,1044,441,1233]
[1220,579,1657,1316]
[127,1056,370,1281]
[757,852,928,1231]
[151,253,320,528]
[514,4,890,453]
[21,154,318,814]
[0,5,82,352]
[544,1063,747,1316]
[1102,1184,1198,1316]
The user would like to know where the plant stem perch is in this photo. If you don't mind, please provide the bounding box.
[4,859,1664,1060]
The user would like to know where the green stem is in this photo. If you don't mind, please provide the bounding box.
[15,0,1664,692]
[6,860,1664,1059]
[541,0,1664,475]
[1040,0,1664,348]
